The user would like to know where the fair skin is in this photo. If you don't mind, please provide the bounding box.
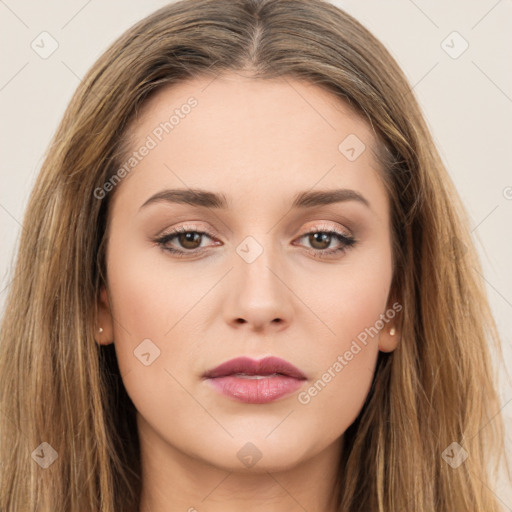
[96,72,400,512]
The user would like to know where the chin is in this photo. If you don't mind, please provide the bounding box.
[196,430,316,473]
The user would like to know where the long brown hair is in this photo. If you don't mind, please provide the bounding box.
[0,0,508,510]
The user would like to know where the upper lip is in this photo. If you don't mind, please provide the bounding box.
[203,356,307,380]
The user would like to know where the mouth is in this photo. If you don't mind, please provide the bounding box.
[202,356,307,404]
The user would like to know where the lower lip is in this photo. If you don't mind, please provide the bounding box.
[206,375,305,404]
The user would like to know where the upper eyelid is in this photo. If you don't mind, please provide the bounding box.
[154,223,357,261]
[157,224,354,249]
[159,222,352,239]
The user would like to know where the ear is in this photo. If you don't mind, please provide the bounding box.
[378,323,400,353]
[378,295,402,353]
[96,284,114,346]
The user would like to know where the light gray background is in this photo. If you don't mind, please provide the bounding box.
[1,0,511,506]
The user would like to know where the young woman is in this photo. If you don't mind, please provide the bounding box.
[0,0,508,510]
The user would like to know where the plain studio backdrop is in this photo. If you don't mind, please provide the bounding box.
[0,0,511,507]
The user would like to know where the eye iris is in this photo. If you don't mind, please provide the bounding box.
[179,232,201,249]
[310,232,331,250]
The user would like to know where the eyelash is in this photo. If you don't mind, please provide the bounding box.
[154,224,357,260]
[154,222,357,258]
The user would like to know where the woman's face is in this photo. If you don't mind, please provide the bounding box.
[97,72,399,473]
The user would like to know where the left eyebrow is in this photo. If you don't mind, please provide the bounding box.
[291,189,370,209]
[138,187,370,211]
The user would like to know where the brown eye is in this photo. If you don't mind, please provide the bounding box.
[294,228,357,259]
[308,232,333,250]
[177,231,202,250]
[155,227,219,258]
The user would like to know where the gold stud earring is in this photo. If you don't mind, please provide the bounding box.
[389,327,396,336]
[98,327,103,334]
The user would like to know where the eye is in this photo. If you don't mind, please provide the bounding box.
[293,226,357,259]
[154,226,218,258]
[153,224,357,259]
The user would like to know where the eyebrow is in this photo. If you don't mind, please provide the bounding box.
[139,187,370,211]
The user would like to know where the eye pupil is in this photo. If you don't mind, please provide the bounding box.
[159,228,351,258]
[310,232,331,250]
[179,232,201,249]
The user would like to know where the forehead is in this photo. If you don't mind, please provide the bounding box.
[129,72,377,156]
[112,72,387,217]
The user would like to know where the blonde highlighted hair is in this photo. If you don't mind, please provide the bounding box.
[0,0,508,510]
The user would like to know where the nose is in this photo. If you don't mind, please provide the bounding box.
[223,239,294,333]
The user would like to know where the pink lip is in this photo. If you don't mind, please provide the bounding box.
[203,356,307,404]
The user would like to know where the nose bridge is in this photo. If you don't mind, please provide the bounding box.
[235,232,283,295]
[225,231,294,328]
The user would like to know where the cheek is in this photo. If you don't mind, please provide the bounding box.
[296,288,387,438]
[105,240,190,382]
[306,234,392,349]
[295,247,392,434]
[105,246,206,442]
[106,237,209,341]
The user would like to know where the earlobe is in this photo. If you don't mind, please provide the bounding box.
[96,284,114,345]
[379,325,400,353]
[379,291,402,352]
